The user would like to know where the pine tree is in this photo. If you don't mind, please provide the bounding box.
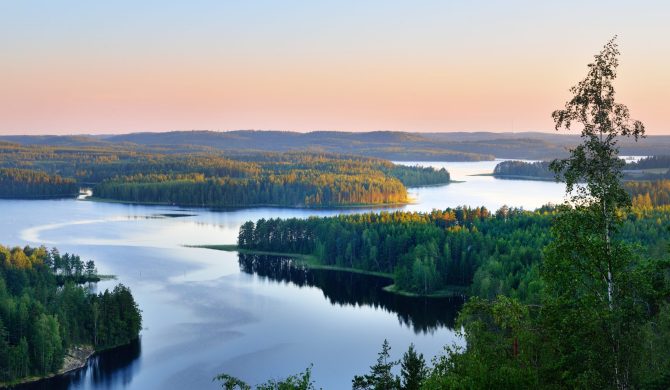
[352,339,400,390]
[399,344,427,390]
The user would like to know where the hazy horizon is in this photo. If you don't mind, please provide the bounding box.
[3,129,670,138]
[2,1,668,135]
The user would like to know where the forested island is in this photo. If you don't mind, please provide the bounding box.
[0,245,142,386]
[0,142,449,207]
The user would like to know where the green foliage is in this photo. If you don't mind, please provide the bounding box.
[239,202,670,298]
[214,365,317,390]
[0,142,452,206]
[494,155,670,183]
[381,165,450,187]
[214,373,252,390]
[493,160,554,179]
[415,37,670,390]
[352,340,400,390]
[0,244,141,384]
[0,168,78,198]
[423,297,540,390]
[400,344,427,390]
[542,36,651,389]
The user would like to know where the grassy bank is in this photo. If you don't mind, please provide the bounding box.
[191,244,464,298]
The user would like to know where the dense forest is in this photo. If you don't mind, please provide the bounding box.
[238,201,670,298]
[223,39,670,390]
[0,245,142,385]
[0,168,78,198]
[5,130,670,161]
[628,179,670,208]
[0,142,450,207]
[492,160,554,179]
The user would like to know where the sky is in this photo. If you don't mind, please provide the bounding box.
[1,1,668,135]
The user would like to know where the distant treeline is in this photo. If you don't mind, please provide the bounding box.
[0,142,450,207]
[6,130,670,161]
[0,168,78,198]
[239,203,670,297]
[0,245,142,385]
[382,164,450,187]
[626,155,670,170]
[492,160,553,179]
[493,156,670,182]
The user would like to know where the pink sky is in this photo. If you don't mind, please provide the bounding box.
[1,1,668,135]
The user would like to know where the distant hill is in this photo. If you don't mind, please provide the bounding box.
[103,130,491,161]
[3,130,669,161]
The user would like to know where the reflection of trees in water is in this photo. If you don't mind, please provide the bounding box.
[16,338,142,390]
[239,253,463,333]
[89,338,142,388]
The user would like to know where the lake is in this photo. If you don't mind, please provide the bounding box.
[2,160,566,389]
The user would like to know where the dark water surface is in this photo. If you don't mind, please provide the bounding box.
[0,161,565,389]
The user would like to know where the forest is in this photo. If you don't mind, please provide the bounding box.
[493,156,670,182]
[5,130,670,161]
[0,245,142,385]
[0,142,449,206]
[238,200,670,298]
[492,160,554,180]
[229,42,670,388]
[227,39,670,389]
[0,168,78,199]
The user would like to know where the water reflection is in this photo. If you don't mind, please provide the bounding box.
[238,253,463,333]
[16,339,141,390]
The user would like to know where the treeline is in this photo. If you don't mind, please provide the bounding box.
[0,143,451,207]
[239,207,550,297]
[0,245,141,385]
[626,155,670,170]
[492,160,553,179]
[382,164,450,187]
[493,156,670,181]
[95,171,408,207]
[0,168,78,198]
[238,204,670,298]
[628,179,670,208]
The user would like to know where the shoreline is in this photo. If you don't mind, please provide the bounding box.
[1,345,95,388]
[190,244,465,298]
[84,196,417,210]
[0,340,141,388]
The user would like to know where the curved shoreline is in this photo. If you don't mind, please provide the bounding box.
[84,196,417,210]
[190,244,467,298]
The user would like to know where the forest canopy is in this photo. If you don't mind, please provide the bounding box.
[238,194,670,298]
[493,155,670,182]
[0,245,142,385]
[0,142,450,207]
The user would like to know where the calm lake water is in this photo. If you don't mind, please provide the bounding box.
[2,160,566,389]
